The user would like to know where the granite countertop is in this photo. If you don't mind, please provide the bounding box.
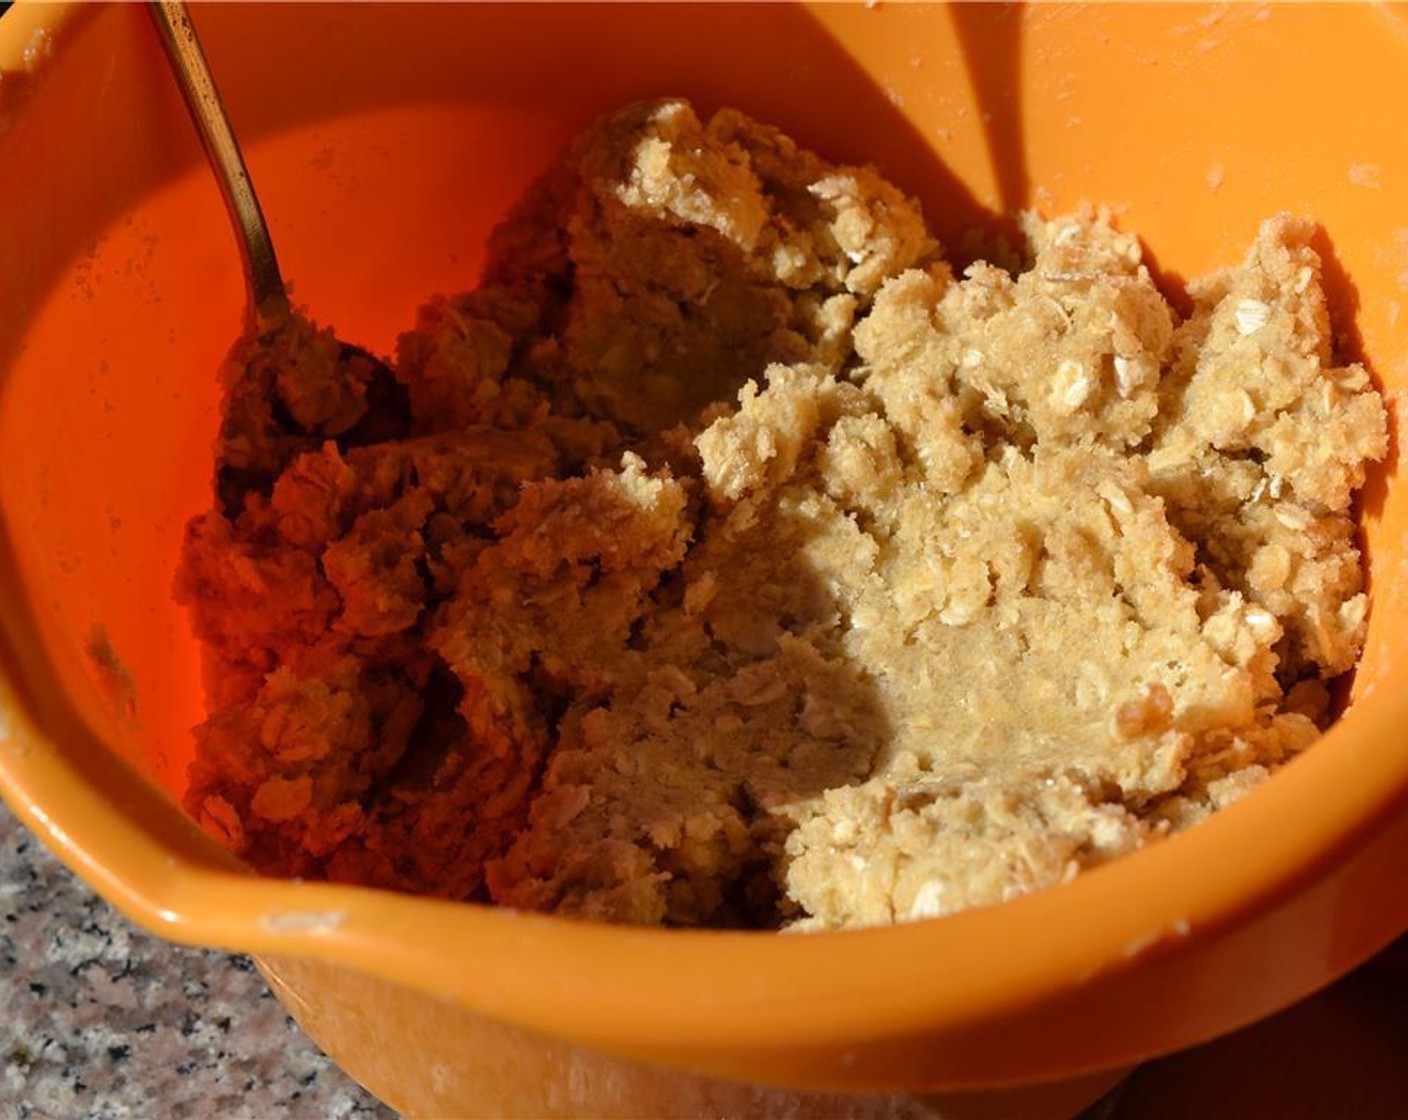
[0,804,395,1120]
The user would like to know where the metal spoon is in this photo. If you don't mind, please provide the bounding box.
[147,0,286,327]
[147,0,407,512]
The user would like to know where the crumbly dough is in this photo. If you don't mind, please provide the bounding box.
[177,100,1386,930]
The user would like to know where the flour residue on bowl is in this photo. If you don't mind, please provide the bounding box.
[21,28,54,75]
[260,909,348,935]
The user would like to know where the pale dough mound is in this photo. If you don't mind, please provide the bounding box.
[178,100,1386,930]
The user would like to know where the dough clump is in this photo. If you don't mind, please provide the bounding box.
[178,100,1386,930]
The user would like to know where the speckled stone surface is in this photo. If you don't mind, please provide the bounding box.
[0,804,396,1120]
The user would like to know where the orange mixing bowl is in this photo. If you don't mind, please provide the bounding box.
[2,3,1408,1116]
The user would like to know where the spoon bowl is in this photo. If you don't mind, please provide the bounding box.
[147,0,409,516]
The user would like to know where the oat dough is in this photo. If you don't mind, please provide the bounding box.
[177,99,1386,930]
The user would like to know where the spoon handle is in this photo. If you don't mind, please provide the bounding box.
[147,0,287,316]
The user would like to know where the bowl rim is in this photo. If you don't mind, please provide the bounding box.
[4,0,1408,1093]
